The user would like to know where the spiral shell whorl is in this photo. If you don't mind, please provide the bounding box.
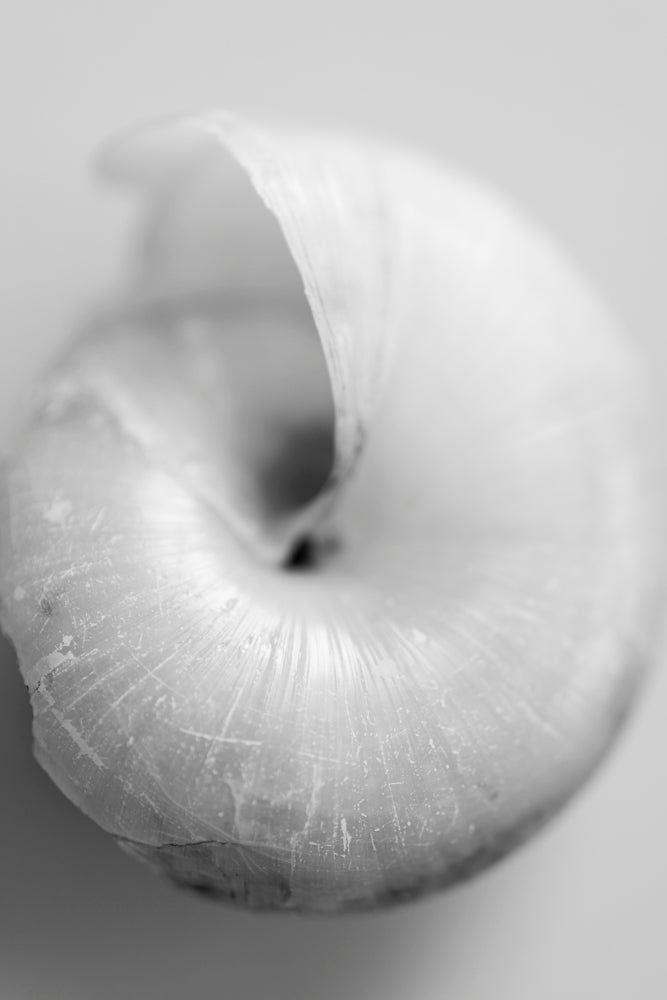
[0,113,663,911]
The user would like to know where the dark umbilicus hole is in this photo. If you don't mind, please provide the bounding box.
[284,535,318,571]
[283,531,341,571]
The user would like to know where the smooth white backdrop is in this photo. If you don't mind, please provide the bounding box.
[1,3,666,998]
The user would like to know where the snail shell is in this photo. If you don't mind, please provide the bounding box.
[0,112,663,912]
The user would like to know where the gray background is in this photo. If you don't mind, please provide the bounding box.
[1,2,666,998]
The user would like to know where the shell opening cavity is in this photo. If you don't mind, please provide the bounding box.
[96,123,340,567]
